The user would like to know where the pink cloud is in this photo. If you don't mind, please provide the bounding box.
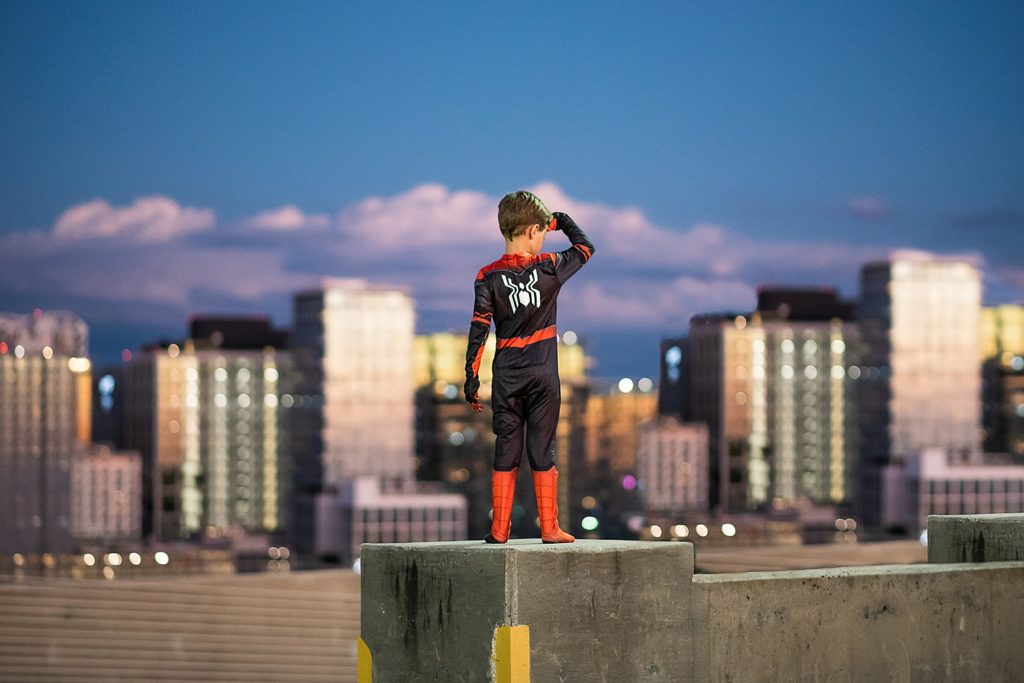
[248,205,330,231]
[337,183,495,250]
[0,182,965,340]
[569,276,755,329]
[53,196,215,243]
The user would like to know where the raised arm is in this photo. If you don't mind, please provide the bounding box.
[551,211,595,284]
[464,273,493,411]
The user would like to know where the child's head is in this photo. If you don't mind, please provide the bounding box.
[498,191,553,243]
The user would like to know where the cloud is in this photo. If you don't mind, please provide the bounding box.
[844,195,890,221]
[570,276,755,329]
[53,196,215,243]
[336,183,495,250]
[1,182,989,358]
[248,205,331,231]
[0,197,312,329]
[276,182,886,330]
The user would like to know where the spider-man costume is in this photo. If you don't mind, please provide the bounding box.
[464,211,594,543]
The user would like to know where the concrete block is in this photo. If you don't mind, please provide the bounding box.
[927,513,1024,563]
[692,563,1024,683]
[359,539,694,682]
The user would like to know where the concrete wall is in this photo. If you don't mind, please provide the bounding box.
[692,563,1024,682]
[5,514,1023,681]
[0,570,361,682]
[360,540,694,682]
[361,515,1024,682]
[928,513,1024,562]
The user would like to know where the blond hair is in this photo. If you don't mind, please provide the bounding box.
[497,191,552,241]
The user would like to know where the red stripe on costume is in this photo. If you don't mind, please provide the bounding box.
[471,343,486,376]
[477,253,555,278]
[573,244,592,261]
[497,325,557,350]
[472,316,491,325]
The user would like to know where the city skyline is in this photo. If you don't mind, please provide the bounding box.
[2,2,1022,377]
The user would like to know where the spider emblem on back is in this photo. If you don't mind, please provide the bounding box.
[501,270,541,314]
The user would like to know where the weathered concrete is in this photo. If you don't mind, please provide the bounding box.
[359,539,694,682]
[362,518,1024,682]
[928,513,1024,563]
[692,563,1024,683]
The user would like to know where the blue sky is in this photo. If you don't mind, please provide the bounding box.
[1,2,1022,377]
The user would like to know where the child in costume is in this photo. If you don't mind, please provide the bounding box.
[464,191,595,543]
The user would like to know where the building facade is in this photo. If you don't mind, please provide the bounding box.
[980,305,1024,457]
[290,279,416,555]
[857,252,982,525]
[292,279,416,487]
[688,295,857,513]
[71,444,143,542]
[657,337,689,419]
[290,279,472,557]
[584,384,658,473]
[315,476,467,564]
[0,309,89,555]
[882,449,1024,534]
[123,341,290,542]
[635,417,709,515]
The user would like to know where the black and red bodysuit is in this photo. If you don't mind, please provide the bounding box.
[464,212,595,472]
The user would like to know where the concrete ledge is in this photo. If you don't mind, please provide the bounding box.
[928,513,1024,563]
[360,528,1024,681]
[692,562,1024,682]
[359,540,694,682]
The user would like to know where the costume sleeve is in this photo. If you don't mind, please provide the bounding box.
[552,212,595,284]
[464,274,493,402]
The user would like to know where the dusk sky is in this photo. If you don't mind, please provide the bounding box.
[2,2,1022,378]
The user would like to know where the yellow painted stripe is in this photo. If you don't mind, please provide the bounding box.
[357,635,372,683]
[494,625,530,683]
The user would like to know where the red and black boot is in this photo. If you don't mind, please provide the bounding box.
[485,468,518,543]
[533,467,575,543]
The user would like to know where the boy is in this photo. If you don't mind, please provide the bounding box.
[464,190,595,544]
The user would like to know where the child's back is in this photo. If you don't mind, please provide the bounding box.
[464,191,594,544]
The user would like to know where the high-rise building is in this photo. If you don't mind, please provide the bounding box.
[290,279,472,558]
[292,279,416,489]
[71,443,143,542]
[635,418,709,515]
[657,337,689,419]
[123,331,290,542]
[92,365,124,448]
[413,330,590,539]
[188,315,289,350]
[1003,374,1024,459]
[980,305,1024,457]
[0,309,90,555]
[757,287,856,322]
[688,287,857,513]
[584,383,659,473]
[574,381,657,536]
[857,252,982,525]
[413,333,496,541]
[980,305,1024,362]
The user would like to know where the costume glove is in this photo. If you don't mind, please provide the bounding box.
[552,211,579,232]
[465,377,480,404]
